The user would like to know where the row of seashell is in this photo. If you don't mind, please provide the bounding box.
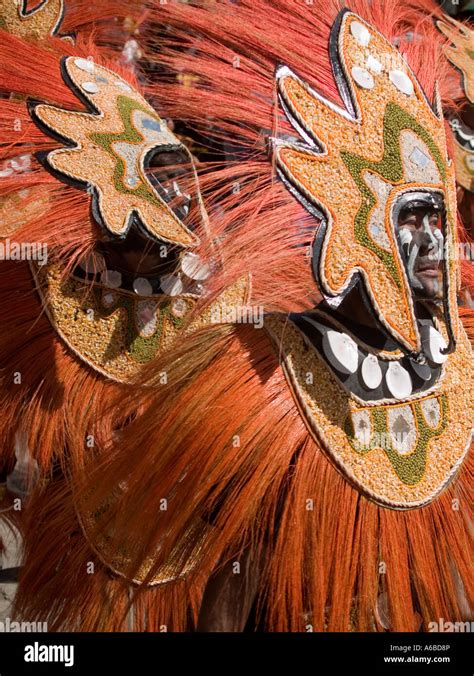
[309,318,446,400]
[349,20,415,97]
[79,250,211,298]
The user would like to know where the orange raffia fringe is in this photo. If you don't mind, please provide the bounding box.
[0,259,144,476]
[0,27,155,479]
[8,0,474,631]
[38,320,470,632]
[39,0,469,632]
[142,0,462,134]
[14,476,206,631]
[61,0,147,53]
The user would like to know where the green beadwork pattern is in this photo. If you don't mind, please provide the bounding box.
[93,288,185,365]
[90,96,166,208]
[340,103,449,288]
[345,394,448,485]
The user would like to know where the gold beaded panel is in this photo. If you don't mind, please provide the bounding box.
[31,262,251,383]
[273,12,459,356]
[32,57,201,247]
[0,0,64,40]
[437,17,474,104]
[265,312,473,509]
[453,136,474,192]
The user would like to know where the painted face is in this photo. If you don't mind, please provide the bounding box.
[266,12,472,510]
[397,204,444,301]
[273,12,459,359]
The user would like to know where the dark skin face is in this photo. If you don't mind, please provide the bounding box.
[397,206,444,301]
[333,205,444,329]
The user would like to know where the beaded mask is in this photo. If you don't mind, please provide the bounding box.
[266,11,473,508]
[0,0,65,41]
[29,57,249,382]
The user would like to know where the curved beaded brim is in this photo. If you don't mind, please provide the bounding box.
[265,310,473,509]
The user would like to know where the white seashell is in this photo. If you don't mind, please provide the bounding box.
[83,81,99,94]
[115,81,132,92]
[350,21,371,47]
[322,330,359,375]
[102,292,117,307]
[366,55,382,75]
[420,398,441,428]
[352,410,372,448]
[351,66,374,90]
[74,58,95,73]
[159,273,183,297]
[193,283,205,296]
[100,269,122,289]
[361,354,383,389]
[388,406,417,454]
[135,301,159,338]
[181,252,210,281]
[421,325,448,364]
[389,70,414,96]
[133,277,153,296]
[385,362,412,399]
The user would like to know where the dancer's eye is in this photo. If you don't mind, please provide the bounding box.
[398,209,418,229]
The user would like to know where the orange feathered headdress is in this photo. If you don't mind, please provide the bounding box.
[15,0,469,634]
